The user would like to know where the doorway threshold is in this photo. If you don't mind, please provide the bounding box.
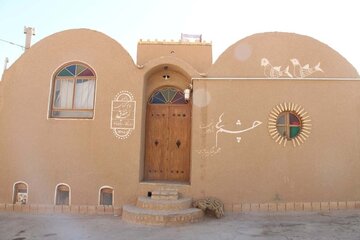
[140,180,190,186]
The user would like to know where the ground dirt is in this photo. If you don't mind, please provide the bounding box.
[1,210,360,239]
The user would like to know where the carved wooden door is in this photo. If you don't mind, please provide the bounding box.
[167,105,191,181]
[144,87,190,182]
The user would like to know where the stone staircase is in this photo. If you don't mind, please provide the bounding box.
[122,189,204,226]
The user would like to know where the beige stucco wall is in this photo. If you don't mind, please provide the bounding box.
[208,32,358,78]
[137,41,212,74]
[1,29,360,210]
[0,29,143,206]
[190,79,360,206]
[0,79,3,113]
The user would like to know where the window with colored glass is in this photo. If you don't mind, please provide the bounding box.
[276,112,301,140]
[149,87,187,104]
[50,63,96,118]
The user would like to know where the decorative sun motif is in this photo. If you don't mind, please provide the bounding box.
[268,103,311,147]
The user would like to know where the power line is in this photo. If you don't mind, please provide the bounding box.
[0,38,25,49]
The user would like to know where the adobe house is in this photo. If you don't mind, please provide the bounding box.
[0,29,359,223]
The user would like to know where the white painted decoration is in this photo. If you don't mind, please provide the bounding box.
[261,58,323,78]
[111,91,136,139]
[196,146,221,158]
[290,58,323,78]
[261,58,293,78]
[215,113,262,147]
[197,113,262,158]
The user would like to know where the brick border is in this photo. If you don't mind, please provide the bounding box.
[231,201,360,212]
[2,201,360,215]
[0,203,122,216]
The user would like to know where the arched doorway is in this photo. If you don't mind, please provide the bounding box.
[144,86,191,182]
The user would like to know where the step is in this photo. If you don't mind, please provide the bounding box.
[136,196,192,210]
[122,205,204,226]
[151,189,178,200]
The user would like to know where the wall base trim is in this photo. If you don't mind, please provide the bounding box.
[228,201,360,212]
[0,203,122,216]
[2,201,360,215]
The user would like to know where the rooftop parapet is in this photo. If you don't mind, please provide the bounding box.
[138,38,212,46]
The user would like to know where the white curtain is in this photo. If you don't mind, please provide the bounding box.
[54,79,74,109]
[74,79,95,109]
[54,79,95,109]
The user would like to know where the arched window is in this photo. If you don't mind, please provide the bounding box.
[99,186,114,206]
[50,63,96,118]
[149,87,187,104]
[13,181,28,204]
[55,183,71,205]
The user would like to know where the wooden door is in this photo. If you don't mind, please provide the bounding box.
[144,105,169,180]
[167,105,191,181]
[144,89,191,182]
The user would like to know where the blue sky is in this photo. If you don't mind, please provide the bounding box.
[1,0,359,73]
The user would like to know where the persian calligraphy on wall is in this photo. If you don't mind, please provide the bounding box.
[197,113,262,158]
[111,91,136,139]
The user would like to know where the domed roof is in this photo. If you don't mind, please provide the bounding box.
[10,28,135,68]
[208,32,359,78]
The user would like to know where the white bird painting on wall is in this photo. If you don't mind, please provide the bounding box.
[261,58,293,78]
[290,58,323,78]
[260,58,324,78]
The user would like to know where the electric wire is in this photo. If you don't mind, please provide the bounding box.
[0,38,25,49]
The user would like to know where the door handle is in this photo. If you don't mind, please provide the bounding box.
[176,140,181,148]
